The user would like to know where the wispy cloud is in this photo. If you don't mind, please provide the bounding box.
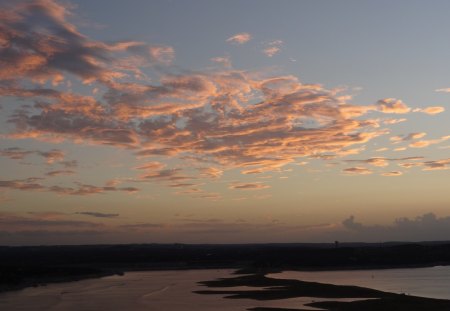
[342,167,373,175]
[390,132,426,142]
[45,170,75,177]
[262,40,283,57]
[226,32,251,44]
[76,212,119,218]
[0,147,65,163]
[0,178,139,195]
[229,182,271,190]
[381,171,403,176]
[414,106,445,115]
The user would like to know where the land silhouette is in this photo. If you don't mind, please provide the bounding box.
[2,242,450,310]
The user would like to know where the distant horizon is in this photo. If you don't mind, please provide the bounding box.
[3,238,450,247]
[1,0,449,245]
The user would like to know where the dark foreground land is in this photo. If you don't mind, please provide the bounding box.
[2,241,450,310]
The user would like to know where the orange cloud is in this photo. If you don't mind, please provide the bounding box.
[376,98,411,114]
[414,106,445,115]
[409,135,450,148]
[381,171,403,176]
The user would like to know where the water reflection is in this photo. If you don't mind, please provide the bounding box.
[269,265,450,300]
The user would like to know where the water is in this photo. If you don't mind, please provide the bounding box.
[0,269,354,310]
[3,267,449,310]
[269,265,450,300]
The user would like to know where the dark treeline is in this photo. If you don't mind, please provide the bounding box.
[2,241,450,292]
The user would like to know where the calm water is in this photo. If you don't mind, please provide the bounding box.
[2,267,449,310]
[0,269,355,310]
[269,265,450,300]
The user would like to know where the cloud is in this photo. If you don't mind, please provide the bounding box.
[0,0,117,84]
[49,183,139,195]
[435,88,450,93]
[134,161,166,171]
[0,147,33,160]
[381,171,403,176]
[390,132,426,142]
[210,56,231,67]
[59,160,78,168]
[409,135,450,148]
[414,106,445,115]
[0,147,65,163]
[398,157,450,171]
[0,178,46,191]
[1,0,447,202]
[342,167,373,175]
[341,213,450,242]
[0,212,101,229]
[346,157,389,167]
[345,157,423,172]
[37,149,65,163]
[148,45,175,64]
[376,98,411,114]
[198,167,223,179]
[45,169,75,177]
[229,182,271,190]
[120,223,165,229]
[139,168,192,182]
[226,32,251,44]
[383,118,407,124]
[422,158,450,171]
[0,178,139,195]
[76,212,119,218]
[262,40,283,57]
[1,2,417,180]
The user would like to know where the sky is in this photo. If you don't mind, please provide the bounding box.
[0,0,449,245]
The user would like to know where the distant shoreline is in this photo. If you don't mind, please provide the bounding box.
[2,242,450,296]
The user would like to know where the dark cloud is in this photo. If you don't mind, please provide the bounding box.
[229,182,271,190]
[45,169,75,177]
[398,157,450,171]
[120,223,165,229]
[76,212,119,218]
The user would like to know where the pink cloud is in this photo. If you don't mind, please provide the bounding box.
[226,32,251,44]
[342,167,373,175]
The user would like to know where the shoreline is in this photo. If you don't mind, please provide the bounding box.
[195,272,450,311]
[2,242,450,300]
[1,262,449,295]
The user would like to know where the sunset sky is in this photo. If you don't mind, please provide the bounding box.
[1,0,449,245]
